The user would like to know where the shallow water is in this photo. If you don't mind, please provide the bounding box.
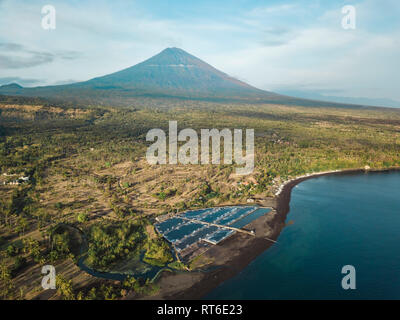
[206,171,400,299]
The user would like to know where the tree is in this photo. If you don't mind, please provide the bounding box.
[0,199,10,227]
[6,244,17,257]
[0,258,14,299]
[56,275,75,300]
[22,237,42,263]
[77,213,88,223]
[17,216,28,235]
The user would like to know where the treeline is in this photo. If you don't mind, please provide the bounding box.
[85,220,172,269]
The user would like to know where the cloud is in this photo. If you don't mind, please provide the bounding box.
[275,88,400,108]
[53,79,79,85]
[0,76,42,87]
[0,51,54,69]
[0,43,25,51]
[260,27,298,47]
[249,4,298,16]
[58,51,82,60]
[0,41,82,69]
[0,0,399,102]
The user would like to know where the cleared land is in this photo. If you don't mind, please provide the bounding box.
[1,97,400,299]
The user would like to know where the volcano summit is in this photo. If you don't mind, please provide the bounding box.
[0,48,284,104]
[0,48,358,108]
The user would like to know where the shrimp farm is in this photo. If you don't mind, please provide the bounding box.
[155,206,271,261]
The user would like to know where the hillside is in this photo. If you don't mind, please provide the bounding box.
[0,48,370,108]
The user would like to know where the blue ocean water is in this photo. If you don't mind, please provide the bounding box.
[206,172,400,299]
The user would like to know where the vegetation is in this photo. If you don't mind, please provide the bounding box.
[143,238,173,267]
[1,95,400,299]
[76,213,88,223]
[85,221,147,269]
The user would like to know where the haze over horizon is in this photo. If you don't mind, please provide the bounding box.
[0,0,399,107]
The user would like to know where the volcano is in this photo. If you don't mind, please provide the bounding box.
[80,47,275,99]
[0,48,358,108]
[0,48,281,103]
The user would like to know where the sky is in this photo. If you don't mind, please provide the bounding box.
[0,0,399,105]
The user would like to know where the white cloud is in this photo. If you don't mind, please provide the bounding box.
[0,0,399,102]
[248,4,298,16]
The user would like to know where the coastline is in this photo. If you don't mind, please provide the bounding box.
[134,166,400,300]
[276,167,400,220]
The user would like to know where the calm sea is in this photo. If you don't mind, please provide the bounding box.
[206,171,400,299]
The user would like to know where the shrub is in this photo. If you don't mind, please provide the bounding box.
[77,213,88,223]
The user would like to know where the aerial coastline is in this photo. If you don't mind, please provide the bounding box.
[139,166,400,300]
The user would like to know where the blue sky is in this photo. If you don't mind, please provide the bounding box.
[0,0,399,104]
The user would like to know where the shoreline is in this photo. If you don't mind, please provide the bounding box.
[135,166,400,300]
[276,166,400,220]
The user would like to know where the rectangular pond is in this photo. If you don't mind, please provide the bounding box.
[155,206,271,257]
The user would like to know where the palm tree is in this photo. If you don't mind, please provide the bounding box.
[17,217,28,236]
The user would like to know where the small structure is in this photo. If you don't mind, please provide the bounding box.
[1,176,30,186]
